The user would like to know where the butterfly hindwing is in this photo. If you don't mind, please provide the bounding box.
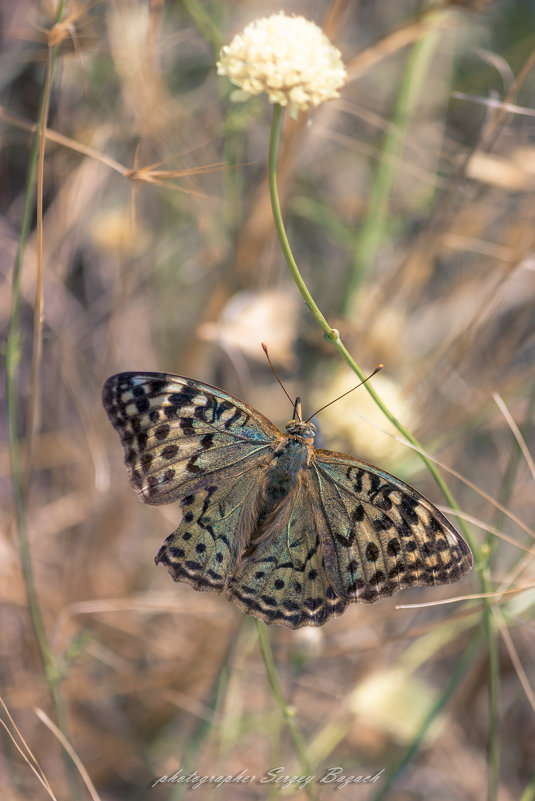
[155,465,270,594]
[311,450,473,602]
[227,480,348,628]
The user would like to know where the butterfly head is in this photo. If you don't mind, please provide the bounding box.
[285,418,316,445]
[285,397,316,445]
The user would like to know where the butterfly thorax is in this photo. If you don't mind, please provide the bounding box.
[245,434,313,555]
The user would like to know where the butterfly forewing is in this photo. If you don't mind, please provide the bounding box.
[102,372,280,504]
[103,371,473,628]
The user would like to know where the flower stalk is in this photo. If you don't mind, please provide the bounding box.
[268,104,337,342]
[218,12,497,797]
[267,101,476,558]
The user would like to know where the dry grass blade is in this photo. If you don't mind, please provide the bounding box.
[0,699,58,801]
[34,708,102,801]
[493,392,535,483]
[495,611,535,714]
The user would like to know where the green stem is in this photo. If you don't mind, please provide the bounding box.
[256,620,318,801]
[267,101,498,800]
[6,103,51,674]
[268,105,337,342]
[268,104,476,552]
[170,628,239,801]
[345,14,443,308]
[5,4,80,798]
[519,764,535,801]
[370,632,482,801]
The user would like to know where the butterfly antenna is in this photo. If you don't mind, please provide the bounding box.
[305,364,384,423]
[261,343,294,407]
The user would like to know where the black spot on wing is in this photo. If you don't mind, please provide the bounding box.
[365,542,380,562]
[155,424,170,440]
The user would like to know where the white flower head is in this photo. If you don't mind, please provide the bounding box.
[217,12,346,111]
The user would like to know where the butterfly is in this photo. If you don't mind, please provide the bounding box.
[102,372,473,629]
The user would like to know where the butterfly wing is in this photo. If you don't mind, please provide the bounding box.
[102,372,281,504]
[227,478,349,628]
[310,449,473,603]
[102,372,281,592]
[154,464,272,594]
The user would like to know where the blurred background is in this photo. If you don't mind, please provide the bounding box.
[1,0,535,799]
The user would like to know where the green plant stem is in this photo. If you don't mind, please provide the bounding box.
[170,627,239,801]
[256,620,318,801]
[6,102,51,675]
[5,4,80,798]
[370,631,483,801]
[181,0,223,52]
[268,105,334,340]
[268,104,475,553]
[345,13,444,309]
[267,102,498,801]
[519,764,535,801]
